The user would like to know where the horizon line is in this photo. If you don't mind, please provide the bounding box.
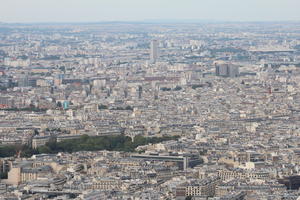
[1,19,300,25]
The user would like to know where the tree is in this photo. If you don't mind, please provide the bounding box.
[0,145,16,157]
[37,145,51,154]
[160,87,171,91]
[0,172,8,179]
[46,139,57,151]
[185,196,192,200]
[56,102,62,108]
[0,135,180,158]
[174,86,182,91]
[125,106,133,111]
[134,135,147,146]
[80,134,89,142]
[98,104,108,110]
[192,84,204,89]
[20,145,37,158]
[34,129,39,136]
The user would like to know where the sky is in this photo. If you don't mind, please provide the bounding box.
[0,0,300,23]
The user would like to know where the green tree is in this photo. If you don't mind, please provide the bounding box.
[80,134,89,142]
[0,172,8,179]
[0,145,18,157]
[37,145,51,154]
[98,104,108,110]
[56,102,62,108]
[185,196,192,200]
[125,106,133,111]
[160,87,171,91]
[174,86,182,91]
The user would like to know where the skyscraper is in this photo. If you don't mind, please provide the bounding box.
[150,40,159,63]
[138,86,142,99]
[215,64,239,78]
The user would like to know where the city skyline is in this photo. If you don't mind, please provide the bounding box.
[2,0,300,199]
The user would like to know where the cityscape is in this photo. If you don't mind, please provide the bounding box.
[1,1,300,200]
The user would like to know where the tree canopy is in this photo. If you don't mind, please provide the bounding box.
[0,135,179,158]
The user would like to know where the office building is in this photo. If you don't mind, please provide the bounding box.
[150,40,159,63]
[216,64,239,77]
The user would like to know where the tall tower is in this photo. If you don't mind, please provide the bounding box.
[18,73,29,87]
[150,40,159,63]
[138,86,142,99]
[215,64,239,77]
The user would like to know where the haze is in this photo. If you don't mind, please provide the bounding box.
[0,0,300,23]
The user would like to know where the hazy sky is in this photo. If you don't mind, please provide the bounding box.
[0,0,300,23]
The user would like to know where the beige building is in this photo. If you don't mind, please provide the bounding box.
[217,169,270,181]
[186,176,221,197]
[31,136,51,149]
[3,165,53,185]
[82,178,121,190]
[176,176,221,198]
